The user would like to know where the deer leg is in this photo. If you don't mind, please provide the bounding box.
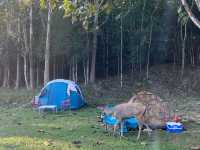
[144,123,152,136]
[113,124,117,136]
[137,123,142,140]
[105,124,108,131]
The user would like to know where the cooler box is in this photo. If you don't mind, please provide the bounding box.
[166,122,183,133]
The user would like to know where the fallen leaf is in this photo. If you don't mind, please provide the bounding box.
[72,140,81,145]
[37,129,45,133]
[140,142,147,146]
[96,140,104,145]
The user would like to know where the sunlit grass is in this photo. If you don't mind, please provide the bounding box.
[0,88,200,150]
[0,106,199,150]
[0,136,78,150]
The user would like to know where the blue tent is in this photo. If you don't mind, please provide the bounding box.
[34,79,85,110]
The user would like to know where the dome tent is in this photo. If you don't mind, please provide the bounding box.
[32,79,85,110]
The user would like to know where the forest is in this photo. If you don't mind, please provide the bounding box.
[0,0,199,89]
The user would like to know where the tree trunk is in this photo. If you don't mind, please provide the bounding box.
[44,0,52,85]
[75,58,78,82]
[146,17,153,80]
[15,16,21,89]
[83,60,86,85]
[117,54,120,77]
[3,0,10,88]
[181,24,187,77]
[106,31,109,79]
[84,57,90,85]
[69,63,72,80]
[90,13,98,83]
[139,0,147,73]
[23,55,29,89]
[36,60,40,87]
[181,0,200,29]
[72,57,75,81]
[136,46,139,71]
[15,54,21,89]
[53,57,56,79]
[120,15,123,88]
[29,4,34,89]
[0,67,2,86]
[22,24,30,89]
[86,33,90,84]
[2,66,9,88]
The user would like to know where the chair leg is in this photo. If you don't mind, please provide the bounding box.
[120,122,124,137]
[113,124,118,136]
[55,107,57,113]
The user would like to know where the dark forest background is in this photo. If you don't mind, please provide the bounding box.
[0,0,199,89]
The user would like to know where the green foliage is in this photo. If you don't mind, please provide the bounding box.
[19,0,33,7]
[62,0,113,31]
[39,0,58,10]
[39,0,46,9]
[63,0,75,17]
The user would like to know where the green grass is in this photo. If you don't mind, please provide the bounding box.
[0,88,38,107]
[0,81,200,150]
[0,106,200,150]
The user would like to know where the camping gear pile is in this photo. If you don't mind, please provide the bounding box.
[32,79,86,111]
[129,91,171,129]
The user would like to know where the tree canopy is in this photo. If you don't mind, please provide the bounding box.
[0,0,199,88]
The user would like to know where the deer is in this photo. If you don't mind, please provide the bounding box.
[102,102,152,140]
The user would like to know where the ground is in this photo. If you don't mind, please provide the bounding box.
[0,65,200,150]
[0,106,199,150]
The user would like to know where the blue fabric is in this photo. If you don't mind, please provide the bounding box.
[70,91,85,109]
[103,115,119,125]
[125,118,138,129]
[39,97,48,106]
[48,82,67,109]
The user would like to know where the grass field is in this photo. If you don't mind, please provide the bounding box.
[0,105,200,150]
[0,76,200,150]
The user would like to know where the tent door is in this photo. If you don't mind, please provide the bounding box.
[47,82,67,109]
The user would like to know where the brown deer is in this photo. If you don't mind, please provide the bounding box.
[103,102,152,140]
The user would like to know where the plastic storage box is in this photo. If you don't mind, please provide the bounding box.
[166,122,183,133]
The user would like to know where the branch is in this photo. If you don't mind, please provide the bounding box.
[181,0,200,29]
[195,0,200,11]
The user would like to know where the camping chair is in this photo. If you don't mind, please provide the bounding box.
[38,105,57,114]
